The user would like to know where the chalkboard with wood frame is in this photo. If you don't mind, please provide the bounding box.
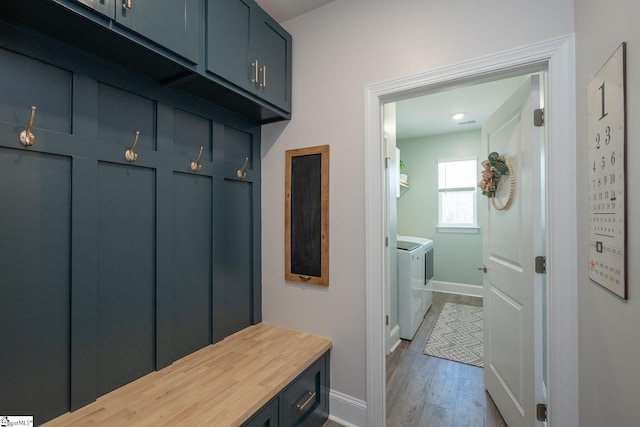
[285,145,329,286]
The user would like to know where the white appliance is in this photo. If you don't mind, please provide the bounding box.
[397,241,426,340]
[397,236,434,340]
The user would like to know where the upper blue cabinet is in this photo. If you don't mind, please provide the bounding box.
[0,0,291,122]
[73,0,200,63]
[207,0,292,113]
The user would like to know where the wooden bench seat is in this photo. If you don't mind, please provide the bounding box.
[42,323,333,427]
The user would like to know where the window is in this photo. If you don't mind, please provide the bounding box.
[437,159,479,232]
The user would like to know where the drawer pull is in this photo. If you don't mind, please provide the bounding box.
[20,105,37,146]
[125,131,140,162]
[191,146,204,172]
[296,391,316,411]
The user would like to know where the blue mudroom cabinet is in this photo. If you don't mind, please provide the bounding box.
[0,0,277,423]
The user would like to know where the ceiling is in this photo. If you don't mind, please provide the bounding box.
[255,0,336,23]
[254,1,531,141]
[395,74,530,140]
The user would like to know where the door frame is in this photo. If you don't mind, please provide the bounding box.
[364,34,578,427]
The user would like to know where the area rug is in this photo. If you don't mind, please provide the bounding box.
[423,302,484,367]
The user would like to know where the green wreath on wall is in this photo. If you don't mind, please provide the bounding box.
[478,152,515,211]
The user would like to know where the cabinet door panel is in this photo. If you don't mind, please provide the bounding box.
[0,148,72,424]
[206,0,255,93]
[172,172,212,360]
[97,162,156,396]
[116,0,201,63]
[0,48,72,136]
[256,14,290,111]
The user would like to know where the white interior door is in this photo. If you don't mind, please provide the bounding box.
[482,75,544,426]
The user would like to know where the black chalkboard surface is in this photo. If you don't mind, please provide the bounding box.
[285,145,329,286]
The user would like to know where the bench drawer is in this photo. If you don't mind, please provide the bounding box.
[281,353,328,427]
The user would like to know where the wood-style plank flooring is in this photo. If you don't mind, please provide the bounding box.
[386,292,507,427]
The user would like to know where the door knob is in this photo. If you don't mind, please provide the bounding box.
[477,264,487,273]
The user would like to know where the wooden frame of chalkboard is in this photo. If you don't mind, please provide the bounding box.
[285,145,329,286]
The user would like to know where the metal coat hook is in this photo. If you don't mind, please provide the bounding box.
[20,105,37,146]
[236,156,249,179]
[191,146,204,172]
[125,131,140,162]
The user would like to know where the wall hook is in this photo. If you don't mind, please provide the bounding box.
[20,105,37,146]
[191,146,204,172]
[125,131,140,162]
[237,156,249,179]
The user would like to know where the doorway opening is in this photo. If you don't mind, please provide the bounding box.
[364,35,578,427]
[383,69,543,426]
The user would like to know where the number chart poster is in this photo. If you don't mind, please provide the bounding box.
[587,43,627,298]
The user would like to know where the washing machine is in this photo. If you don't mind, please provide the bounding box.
[398,235,434,321]
[397,240,426,340]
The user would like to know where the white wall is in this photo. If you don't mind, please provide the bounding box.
[397,130,484,287]
[261,0,574,417]
[575,2,640,426]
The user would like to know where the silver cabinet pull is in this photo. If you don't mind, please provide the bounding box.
[260,65,267,88]
[251,60,259,84]
[296,391,316,411]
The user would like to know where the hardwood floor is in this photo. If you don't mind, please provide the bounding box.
[386,292,507,427]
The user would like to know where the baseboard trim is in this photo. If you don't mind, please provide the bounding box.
[431,280,483,298]
[329,389,367,427]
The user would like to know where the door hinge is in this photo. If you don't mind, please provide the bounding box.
[534,108,544,127]
[385,236,389,247]
[385,157,390,168]
[386,315,389,326]
[536,403,547,422]
[535,256,546,274]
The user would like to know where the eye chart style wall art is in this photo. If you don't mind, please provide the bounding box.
[587,43,627,299]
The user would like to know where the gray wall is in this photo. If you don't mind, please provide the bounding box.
[575,1,640,426]
[397,130,484,286]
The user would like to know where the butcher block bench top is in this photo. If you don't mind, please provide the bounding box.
[43,323,333,427]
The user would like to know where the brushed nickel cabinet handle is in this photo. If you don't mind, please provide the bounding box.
[260,65,267,88]
[296,391,316,411]
[251,60,259,84]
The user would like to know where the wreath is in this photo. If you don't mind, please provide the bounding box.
[478,152,515,211]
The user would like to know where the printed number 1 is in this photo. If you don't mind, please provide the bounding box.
[599,82,608,120]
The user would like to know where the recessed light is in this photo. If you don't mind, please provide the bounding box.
[451,112,465,121]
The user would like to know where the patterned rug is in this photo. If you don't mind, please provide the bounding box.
[423,302,484,367]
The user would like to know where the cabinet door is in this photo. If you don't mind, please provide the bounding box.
[255,10,291,112]
[206,0,256,94]
[73,0,115,18]
[116,0,201,63]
